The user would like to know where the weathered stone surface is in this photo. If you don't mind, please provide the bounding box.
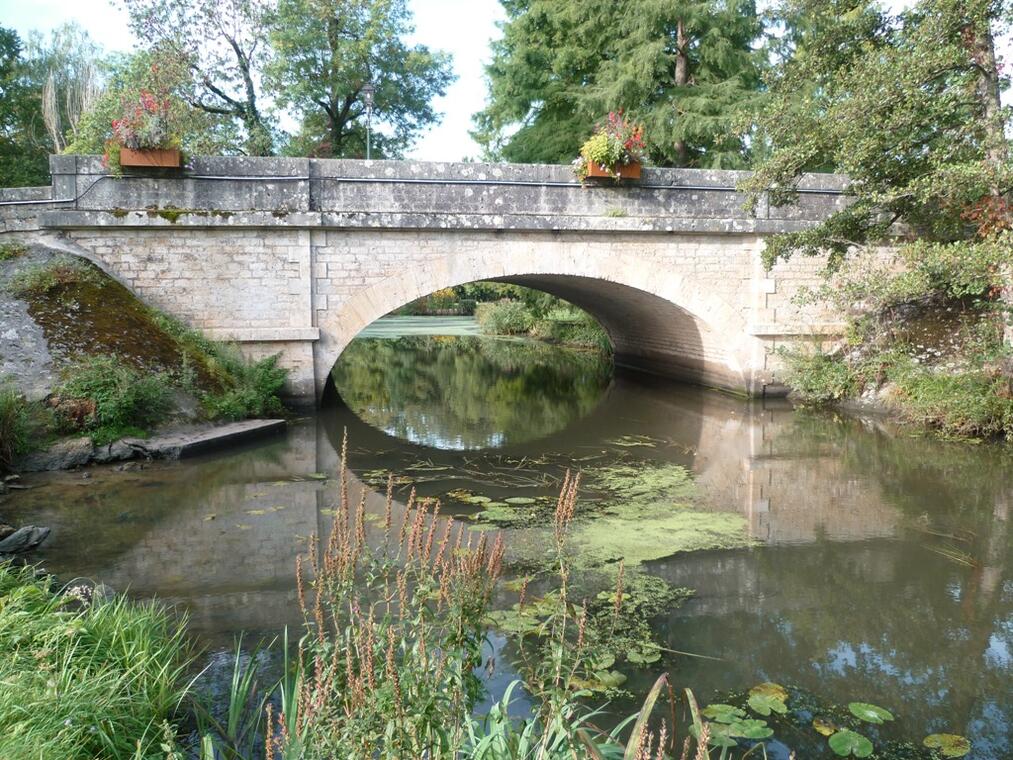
[17,437,94,472]
[3,156,868,402]
[0,525,50,554]
[121,419,286,460]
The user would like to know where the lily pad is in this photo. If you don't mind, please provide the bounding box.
[702,704,746,724]
[589,653,615,670]
[690,723,738,748]
[728,719,773,740]
[504,497,537,505]
[828,729,874,758]
[463,495,492,504]
[848,702,894,725]
[749,682,789,702]
[626,646,662,664]
[922,734,971,757]
[592,669,627,689]
[813,717,838,736]
[748,693,788,716]
[306,473,328,480]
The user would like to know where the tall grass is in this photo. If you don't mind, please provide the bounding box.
[0,382,33,469]
[0,563,194,760]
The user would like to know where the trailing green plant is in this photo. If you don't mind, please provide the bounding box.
[57,355,174,444]
[779,347,858,405]
[0,562,194,760]
[201,351,287,421]
[476,299,536,336]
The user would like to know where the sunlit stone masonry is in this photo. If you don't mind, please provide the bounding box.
[1,155,852,403]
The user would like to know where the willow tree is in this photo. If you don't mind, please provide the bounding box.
[266,0,454,158]
[473,0,764,167]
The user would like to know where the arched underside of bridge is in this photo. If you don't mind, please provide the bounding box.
[315,248,761,402]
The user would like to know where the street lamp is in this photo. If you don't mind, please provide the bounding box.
[362,81,375,160]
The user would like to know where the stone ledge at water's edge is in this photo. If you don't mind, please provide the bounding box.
[13,419,287,473]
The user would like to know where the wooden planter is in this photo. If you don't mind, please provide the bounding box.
[119,147,182,169]
[585,160,641,180]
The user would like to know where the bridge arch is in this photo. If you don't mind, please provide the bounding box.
[315,243,760,402]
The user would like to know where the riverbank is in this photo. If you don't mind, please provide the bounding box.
[0,239,290,473]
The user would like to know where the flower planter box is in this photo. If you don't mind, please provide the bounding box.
[119,148,182,169]
[585,161,642,180]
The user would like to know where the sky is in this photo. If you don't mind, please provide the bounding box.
[1,0,1009,161]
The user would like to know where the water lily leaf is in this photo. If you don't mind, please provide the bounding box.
[590,653,615,670]
[702,704,746,724]
[463,495,492,504]
[504,497,536,505]
[813,717,838,736]
[307,473,328,480]
[483,501,509,508]
[203,514,216,521]
[923,734,971,757]
[593,670,627,689]
[246,509,266,515]
[748,693,788,716]
[728,719,774,740]
[828,729,874,757]
[749,682,789,702]
[848,702,894,725]
[690,723,738,748]
[626,646,661,664]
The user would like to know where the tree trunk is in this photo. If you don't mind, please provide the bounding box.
[967,14,1012,345]
[674,18,689,167]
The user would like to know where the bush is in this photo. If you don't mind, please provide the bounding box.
[58,356,174,444]
[779,348,858,404]
[530,314,612,352]
[0,563,193,760]
[0,383,36,469]
[202,351,287,420]
[475,299,535,335]
[887,360,1013,440]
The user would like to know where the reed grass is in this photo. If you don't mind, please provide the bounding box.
[0,564,194,760]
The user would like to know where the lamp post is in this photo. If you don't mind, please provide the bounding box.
[362,81,375,160]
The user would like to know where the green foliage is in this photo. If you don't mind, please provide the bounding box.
[829,728,875,757]
[58,355,174,444]
[122,0,275,155]
[6,256,105,297]
[475,300,535,335]
[848,702,894,725]
[744,0,1012,268]
[201,351,287,421]
[267,0,454,158]
[779,347,858,404]
[0,383,47,468]
[0,26,49,186]
[0,563,193,760]
[474,0,763,167]
[66,47,244,157]
[147,312,289,421]
[0,240,27,261]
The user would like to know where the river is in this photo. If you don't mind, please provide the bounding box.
[4,317,1010,758]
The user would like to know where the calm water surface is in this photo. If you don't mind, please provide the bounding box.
[3,320,1010,757]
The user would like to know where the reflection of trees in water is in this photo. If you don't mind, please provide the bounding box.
[648,539,1011,757]
[332,336,612,449]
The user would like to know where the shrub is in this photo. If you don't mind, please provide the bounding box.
[0,387,47,470]
[475,299,534,335]
[0,563,193,760]
[530,313,612,352]
[58,355,173,443]
[0,240,27,261]
[887,360,1013,440]
[779,347,858,404]
[202,351,287,420]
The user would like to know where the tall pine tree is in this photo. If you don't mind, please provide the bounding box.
[473,0,764,168]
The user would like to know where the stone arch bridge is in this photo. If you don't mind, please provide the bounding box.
[0,156,848,404]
